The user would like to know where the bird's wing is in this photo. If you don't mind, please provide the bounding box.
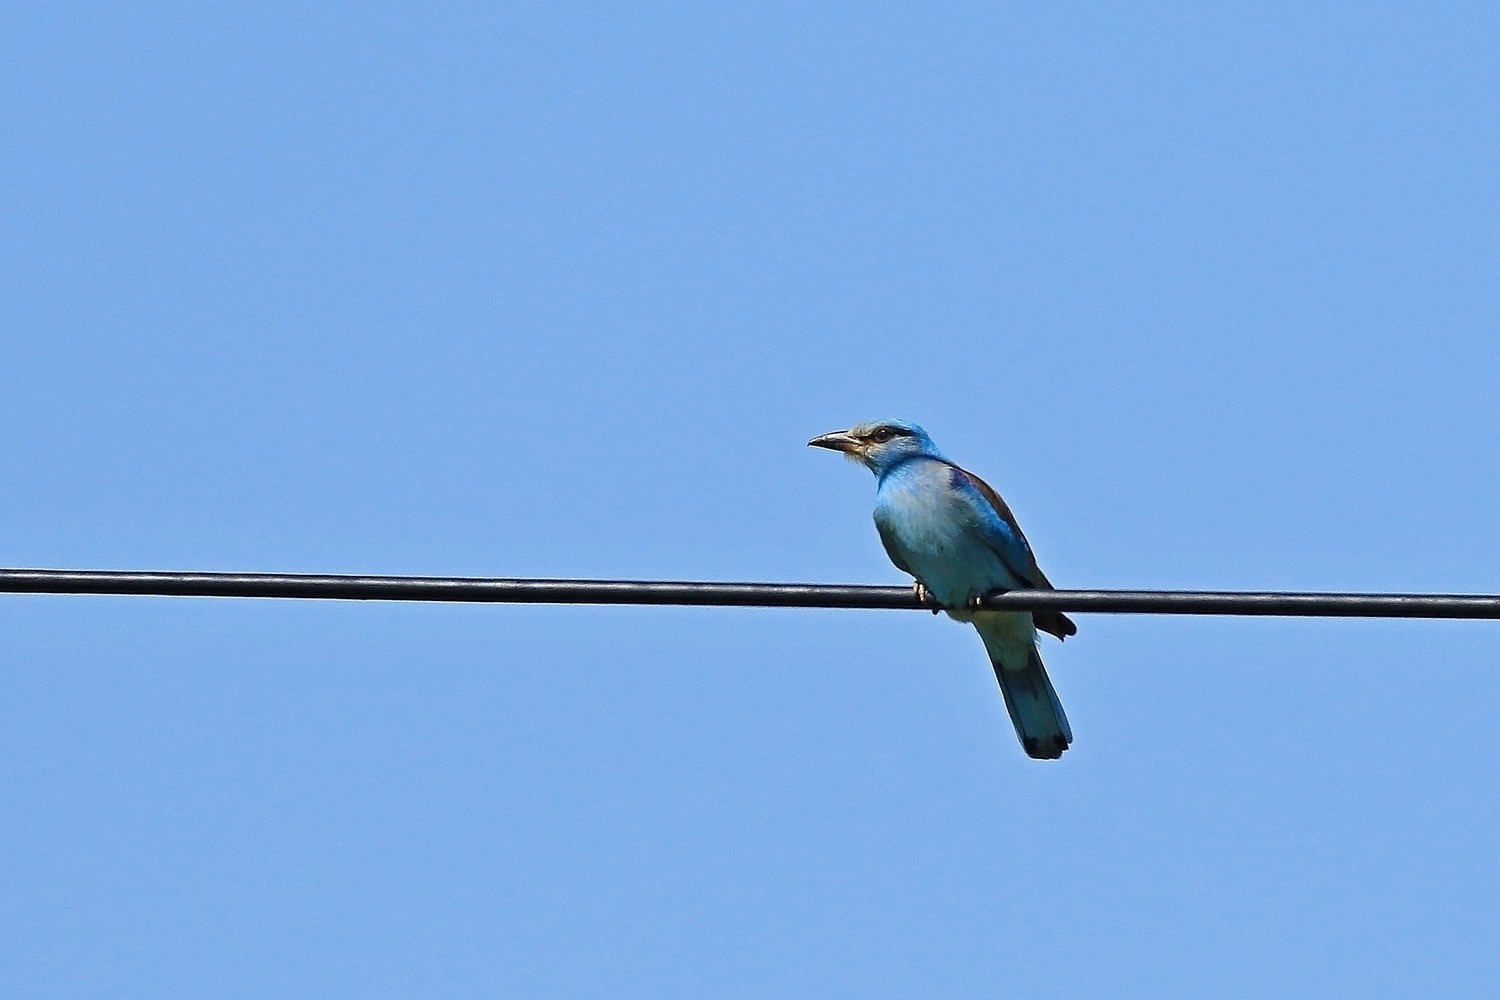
[943,463,1041,583]
[946,463,1078,640]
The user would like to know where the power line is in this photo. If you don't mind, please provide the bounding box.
[1,568,1498,619]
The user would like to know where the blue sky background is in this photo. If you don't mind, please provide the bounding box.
[4,4,1498,996]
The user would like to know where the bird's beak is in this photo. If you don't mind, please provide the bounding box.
[808,429,860,453]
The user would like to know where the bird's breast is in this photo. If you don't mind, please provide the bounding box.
[873,473,1021,608]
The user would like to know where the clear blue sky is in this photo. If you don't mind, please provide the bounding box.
[4,4,1498,996]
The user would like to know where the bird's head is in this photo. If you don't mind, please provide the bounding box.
[808,419,941,474]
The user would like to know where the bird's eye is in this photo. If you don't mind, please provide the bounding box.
[871,427,895,442]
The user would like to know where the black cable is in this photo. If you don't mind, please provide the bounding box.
[2,568,1499,618]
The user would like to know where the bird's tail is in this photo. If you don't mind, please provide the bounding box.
[976,616,1072,760]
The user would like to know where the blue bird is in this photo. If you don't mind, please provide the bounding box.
[810,420,1077,759]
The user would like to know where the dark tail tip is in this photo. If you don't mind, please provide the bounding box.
[1022,734,1070,760]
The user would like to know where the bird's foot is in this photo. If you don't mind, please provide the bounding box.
[913,581,941,614]
[967,591,989,612]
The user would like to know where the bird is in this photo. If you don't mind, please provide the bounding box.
[809,420,1077,759]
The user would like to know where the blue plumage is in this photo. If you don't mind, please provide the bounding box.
[810,420,1075,759]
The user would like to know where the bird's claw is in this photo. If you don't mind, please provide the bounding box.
[967,592,988,612]
[913,581,941,614]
